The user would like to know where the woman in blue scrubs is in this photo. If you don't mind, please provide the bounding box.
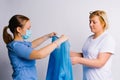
[3,14,68,80]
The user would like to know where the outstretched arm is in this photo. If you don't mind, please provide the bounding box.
[30,35,68,59]
[32,32,56,48]
[71,52,112,68]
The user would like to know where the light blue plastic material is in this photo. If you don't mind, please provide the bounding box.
[46,36,73,80]
[22,29,32,40]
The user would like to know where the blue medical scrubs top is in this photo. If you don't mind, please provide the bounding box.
[46,36,73,80]
[7,41,37,80]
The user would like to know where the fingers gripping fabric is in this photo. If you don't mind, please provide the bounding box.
[46,36,73,80]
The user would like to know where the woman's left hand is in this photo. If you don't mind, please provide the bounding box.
[48,32,57,38]
[71,57,80,65]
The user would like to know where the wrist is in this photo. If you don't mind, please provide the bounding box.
[48,33,53,38]
[78,57,82,64]
[53,41,59,47]
[44,34,50,39]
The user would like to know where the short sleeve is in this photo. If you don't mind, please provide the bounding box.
[13,42,33,59]
[99,36,116,54]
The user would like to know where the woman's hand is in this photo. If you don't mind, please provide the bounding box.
[48,32,57,38]
[53,35,68,47]
[71,57,80,65]
[59,35,69,43]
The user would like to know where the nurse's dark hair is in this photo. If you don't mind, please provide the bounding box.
[3,15,29,44]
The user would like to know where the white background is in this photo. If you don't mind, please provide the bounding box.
[0,0,120,80]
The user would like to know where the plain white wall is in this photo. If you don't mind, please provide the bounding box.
[0,0,120,80]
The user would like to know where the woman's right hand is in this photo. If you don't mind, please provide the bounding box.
[59,35,69,43]
[53,35,68,47]
[71,57,81,65]
[48,32,57,38]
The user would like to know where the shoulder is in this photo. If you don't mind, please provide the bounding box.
[86,34,94,40]
[103,32,115,43]
[7,41,20,48]
[7,41,31,48]
[100,32,116,48]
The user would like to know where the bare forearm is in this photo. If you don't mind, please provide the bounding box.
[30,34,68,59]
[30,41,58,59]
[78,58,104,68]
[79,53,111,68]
[32,34,50,48]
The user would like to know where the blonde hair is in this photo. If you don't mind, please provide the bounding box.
[89,10,109,30]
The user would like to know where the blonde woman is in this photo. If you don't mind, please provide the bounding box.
[71,10,115,80]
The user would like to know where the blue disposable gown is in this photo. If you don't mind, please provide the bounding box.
[46,36,73,80]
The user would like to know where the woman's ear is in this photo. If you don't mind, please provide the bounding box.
[16,27,22,33]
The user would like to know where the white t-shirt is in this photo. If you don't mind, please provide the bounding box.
[82,31,115,80]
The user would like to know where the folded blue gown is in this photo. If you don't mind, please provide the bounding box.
[46,36,73,80]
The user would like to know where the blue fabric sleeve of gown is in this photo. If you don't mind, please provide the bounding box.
[46,36,73,80]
